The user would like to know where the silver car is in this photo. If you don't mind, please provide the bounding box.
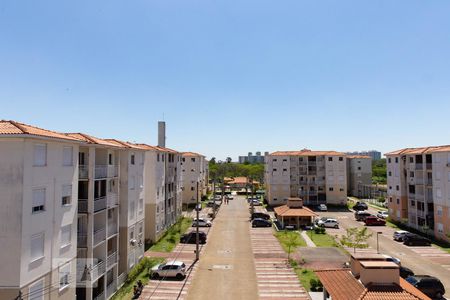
[393,230,409,241]
[151,260,186,279]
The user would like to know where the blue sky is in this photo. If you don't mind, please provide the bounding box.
[1,1,450,160]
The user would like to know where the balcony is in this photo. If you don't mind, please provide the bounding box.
[426,178,433,186]
[117,273,127,287]
[107,165,119,178]
[308,161,317,166]
[94,197,107,212]
[79,165,89,179]
[107,193,118,208]
[106,281,117,299]
[107,223,118,237]
[415,177,424,185]
[415,163,423,170]
[93,291,105,300]
[107,252,117,268]
[95,165,108,179]
[77,234,88,248]
[92,260,106,281]
[93,228,106,246]
[416,209,425,218]
[78,199,88,213]
[426,163,432,170]
[408,193,415,200]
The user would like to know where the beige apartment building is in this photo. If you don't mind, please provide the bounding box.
[265,150,348,207]
[181,152,208,206]
[386,145,450,241]
[0,121,80,300]
[346,155,372,197]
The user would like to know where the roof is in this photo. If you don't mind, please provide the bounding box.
[273,204,317,217]
[0,120,80,142]
[270,149,345,156]
[347,155,372,159]
[182,151,205,157]
[385,145,450,156]
[104,139,148,150]
[360,261,399,268]
[66,133,125,148]
[315,269,430,300]
[224,177,260,185]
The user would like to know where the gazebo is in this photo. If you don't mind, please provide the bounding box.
[273,197,317,229]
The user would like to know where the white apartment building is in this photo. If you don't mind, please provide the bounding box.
[0,121,80,300]
[386,145,450,241]
[265,150,348,207]
[346,155,372,197]
[181,152,208,206]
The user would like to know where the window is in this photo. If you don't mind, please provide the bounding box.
[410,200,415,207]
[283,168,287,172]
[62,146,73,166]
[388,171,392,176]
[273,159,277,162]
[191,158,195,162]
[328,157,333,162]
[437,207,443,216]
[191,187,194,191]
[273,198,277,201]
[130,176,135,190]
[33,144,47,166]
[62,185,72,206]
[339,157,343,161]
[108,153,113,165]
[129,201,135,220]
[157,153,160,162]
[329,187,334,191]
[395,157,399,163]
[409,157,414,163]
[29,279,44,300]
[32,188,46,213]
[273,168,277,172]
[138,198,144,215]
[388,158,391,163]
[389,197,392,203]
[30,233,44,261]
[339,188,344,192]
[357,167,361,170]
[437,223,444,233]
[61,225,71,248]
[396,185,399,191]
[397,198,400,204]
[131,154,135,165]
[59,263,70,290]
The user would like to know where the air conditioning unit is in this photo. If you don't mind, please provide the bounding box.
[130,239,137,246]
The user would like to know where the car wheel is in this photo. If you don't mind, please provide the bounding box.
[176,273,184,280]
[152,273,159,279]
[334,225,339,229]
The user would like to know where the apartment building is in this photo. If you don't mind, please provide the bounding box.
[346,150,382,161]
[181,152,208,206]
[346,155,372,197]
[0,121,80,300]
[386,145,450,241]
[238,151,268,164]
[265,150,347,207]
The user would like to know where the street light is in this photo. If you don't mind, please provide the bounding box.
[376,231,382,254]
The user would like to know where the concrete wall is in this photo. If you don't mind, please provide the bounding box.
[347,157,372,197]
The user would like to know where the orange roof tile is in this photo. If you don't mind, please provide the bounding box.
[273,204,317,217]
[65,133,124,147]
[385,145,450,156]
[182,151,205,157]
[104,139,148,150]
[270,149,345,156]
[0,120,80,142]
[347,155,372,159]
[224,177,259,185]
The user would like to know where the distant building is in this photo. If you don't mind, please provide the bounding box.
[181,152,208,205]
[238,151,268,164]
[346,150,381,161]
[346,155,372,197]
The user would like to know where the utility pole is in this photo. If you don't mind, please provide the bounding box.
[196,181,200,261]
[249,177,254,215]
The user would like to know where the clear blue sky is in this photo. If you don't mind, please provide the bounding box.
[1,1,450,160]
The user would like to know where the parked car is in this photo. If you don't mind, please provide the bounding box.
[151,260,187,279]
[381,254,401,265]
[393,230,410,242]
[353,202,368,211]
[364,216,386,226]
[399,266,414,279]
[318,204,328,211]
[226,195,234,200]
[377,211,389,219]
[250,199,262,206]
[195,203,202,211]
[315,216,334,225]
[180,231,207,244]
[251,212,270,220]
[192,218,212,227]
[317,218,339,228]
[252,218,272,227]
[406,275,445,299]
[403,233,431,246]
[355,211,373,221]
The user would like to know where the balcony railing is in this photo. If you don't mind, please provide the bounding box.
[426,163,433,170]
[107,193,118,208]
[79,165,89,179]
[408,193,415,200]
[77,234,88,248]
[107,223,118,237]
[78,199,88,213]
[93,228,106,246]
[95,165,108,179]
[107,165,119,178]
[416,209,425,218]
[93,291,105,300]
[415,177,424,185]
[106,281,117,299]
[426,178,433,185]
[117,273,127,287]
[94,197,106,212]
[107,252,117,268]
[415,163,423,170]
[92,260,106,282]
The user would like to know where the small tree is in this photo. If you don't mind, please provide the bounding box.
[284,231,302,260]
[340,227,373,253]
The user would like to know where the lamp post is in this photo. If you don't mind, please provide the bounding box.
[376,231,382,254]
[195,181,200,261]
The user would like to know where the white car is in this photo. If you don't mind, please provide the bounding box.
[226,195,234,200]
[393,230,409,242]
[250,199,262,206]
[318,204,328,211]
[382,254,401,266]
[151,260,186,279]
[317,218,339,228]
[377,211,389,219]
[192,218,212,227]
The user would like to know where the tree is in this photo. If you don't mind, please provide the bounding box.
[226,157,232,163]
[284,231,303,260]
[340,227,373,253]
[209,157,216,164]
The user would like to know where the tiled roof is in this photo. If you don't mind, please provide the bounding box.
[65,133,124,147]
[315,269,430,300]
[155,146,179,154]
[385,145,450,156]
[224,177,259,185]
[104,139,148,150]
[347,155,372,159]
[0,120,80,142]
[273,204,317,217]
[182,151,205,157]
[270,149,345,156]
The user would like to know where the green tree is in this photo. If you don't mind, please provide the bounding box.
[372,158,387,184]
[340,227,373,253]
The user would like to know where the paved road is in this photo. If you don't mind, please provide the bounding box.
[319,207,450,298]
[187,196,258,300]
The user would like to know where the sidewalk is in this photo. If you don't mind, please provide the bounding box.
[300,231,316,247]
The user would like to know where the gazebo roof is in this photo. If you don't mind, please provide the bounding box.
[274,204,318,217]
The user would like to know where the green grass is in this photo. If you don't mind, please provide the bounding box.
[308,231,338,247]
[111,257,164,300]
[275,231,307,252]
[289,260,319,292]
[149,217,193,252]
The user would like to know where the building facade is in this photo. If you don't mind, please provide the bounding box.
[265,150,348,207]
[181,152,208,206]
[238,151,268,164]
[346,150,381,161]
[346,155,372,197]
[386,146,450,241]
[0,121,80,300]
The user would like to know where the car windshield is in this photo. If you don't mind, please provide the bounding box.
[406,277,418,285]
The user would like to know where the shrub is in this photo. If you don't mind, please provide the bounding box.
[310,278,323,291]
[314,227,326,234]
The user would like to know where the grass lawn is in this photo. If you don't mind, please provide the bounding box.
[111,257,164,300]
[148,217,193,252]
[289,260,319,292]
[308,231,339,247]
[275,230,307,252]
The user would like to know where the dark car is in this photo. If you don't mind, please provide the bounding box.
[403,233,431,246]
[251,212,270,220]
[364,216,386,226]
[252,218,272,228]
[353,202,368,211]
[406,275,445,299]
[399,266,414,279]
[180,231,207,244]
[355,211,373,221]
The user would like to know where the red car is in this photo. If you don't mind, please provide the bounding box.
[364,216,386,226]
